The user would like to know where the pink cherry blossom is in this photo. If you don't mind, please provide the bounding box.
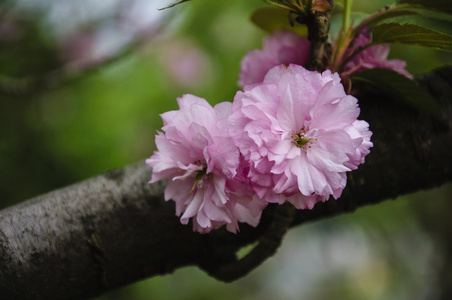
[239,30,310,87]
[229,64,372,210]
[344,29,412,78]
[146,94,266,233]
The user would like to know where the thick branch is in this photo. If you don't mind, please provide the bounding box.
[1,66,452,300]
[305,0,334,71]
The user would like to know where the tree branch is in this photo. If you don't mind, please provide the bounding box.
[305,0,334,71]
[1,66,452,300]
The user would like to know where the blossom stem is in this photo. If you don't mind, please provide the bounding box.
[343,0,353,33]
[330,26,353,73]
[332,3,412,73]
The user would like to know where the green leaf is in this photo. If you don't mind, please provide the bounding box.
[351,68,442,119]
[397,0,452,14]
[360,8,420,30]
[251,6,308,35]
[262,0,306,15]
[262,0,299,12]
[370,14,452,51]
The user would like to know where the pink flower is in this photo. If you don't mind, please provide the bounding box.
[344,29,412,78]
[146,94,266,233]
[239,30,310,87]
[229,64,372,209]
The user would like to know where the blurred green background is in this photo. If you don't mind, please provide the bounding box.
[1,0,451,299]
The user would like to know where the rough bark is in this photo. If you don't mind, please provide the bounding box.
[1,66,452,300]
[305,0,334,71]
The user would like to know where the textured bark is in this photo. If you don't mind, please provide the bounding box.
[1,66,452,300]
[305,0,334,71]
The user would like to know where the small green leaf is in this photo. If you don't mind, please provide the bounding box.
[370,14,452,51]
[262,0,298,11]
[397,0,452,14]
[262,0,306,15]
[360,8,420,29]
[351,68,442,119]
[251,6,308,35]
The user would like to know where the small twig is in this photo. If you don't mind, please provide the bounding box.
[159,0,191,10]
[204,203,297,282]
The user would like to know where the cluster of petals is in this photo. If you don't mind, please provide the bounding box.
[343,29,413,78]
[239,29,412,88]
[146,94,266,233]
[239,30,310,87]
[148,64,372,233]
[229,64,373,210]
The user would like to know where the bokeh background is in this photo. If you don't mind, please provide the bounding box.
[1,0,452,299]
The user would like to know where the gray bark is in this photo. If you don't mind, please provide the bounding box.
[1,66,452,300]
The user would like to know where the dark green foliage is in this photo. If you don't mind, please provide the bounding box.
[371,12,452,51]
[397,0,452,14]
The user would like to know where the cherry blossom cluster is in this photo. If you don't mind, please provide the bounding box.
[146,29,388,234]
[240,29,412,88]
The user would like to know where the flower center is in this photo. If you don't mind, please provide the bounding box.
[190,166,207,193]
[291,129,312,148]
